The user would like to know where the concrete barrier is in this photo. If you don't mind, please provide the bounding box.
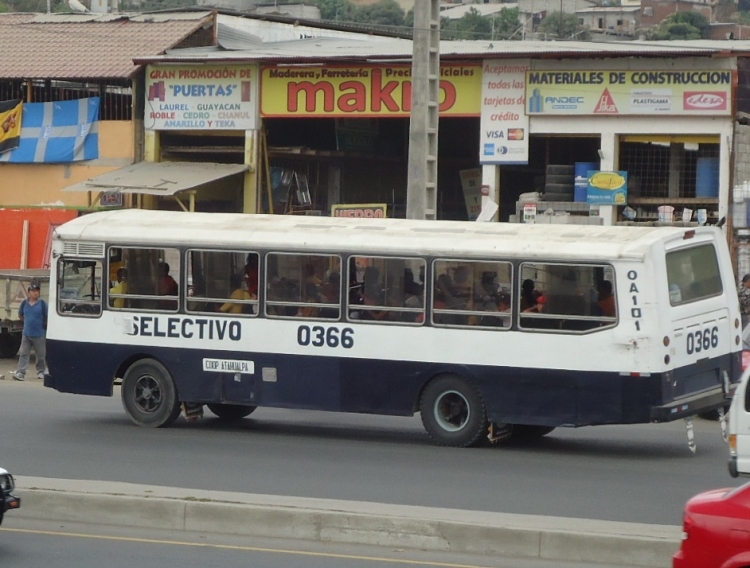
[13,477,681,567]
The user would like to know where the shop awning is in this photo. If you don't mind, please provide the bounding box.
[63,161,250,211]
[63,161,249,196]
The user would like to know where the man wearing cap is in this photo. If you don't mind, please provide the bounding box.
[13,282,48,381]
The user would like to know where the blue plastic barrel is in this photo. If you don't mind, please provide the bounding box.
[696,157,719,198]
[574,162,598,202]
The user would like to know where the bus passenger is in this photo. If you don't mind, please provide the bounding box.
[244,254,259,297]
[493,292,512,327]
[297,282,321,318]
[158,262,178,310]
[520,279,539,312]
[434,272,469,325]
[597,280,616,318]
[110,268,128,309]
[359,278,389,321]
[475,271,500,311]
[158,262,178,296]
[220,274,254,315]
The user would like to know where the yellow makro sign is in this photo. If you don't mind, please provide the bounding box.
[261,64,481,117]
[526,69,733,116]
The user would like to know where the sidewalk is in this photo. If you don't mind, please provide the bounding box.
[0,354,43,382]
[13,477,680,568]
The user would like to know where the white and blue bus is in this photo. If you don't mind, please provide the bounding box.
[45,209,742,447]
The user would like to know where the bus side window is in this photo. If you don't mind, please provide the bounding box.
[266,253,341,320]
[432,260,512,329]
[185,250,259,316]
[519,263,616,333]
[346,256,425,324]
[107,247,180,312]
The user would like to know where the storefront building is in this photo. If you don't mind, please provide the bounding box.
[133,41,741,232]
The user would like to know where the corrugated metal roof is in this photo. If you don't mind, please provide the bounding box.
[138,36,750,65]
[0,11,214,79]
[62,161,249,196]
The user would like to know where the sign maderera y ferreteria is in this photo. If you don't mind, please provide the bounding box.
[145,64,259,130]
[525,69,733,116]
[261,63,481,117]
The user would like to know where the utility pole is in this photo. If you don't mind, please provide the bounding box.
[406,0,440,220]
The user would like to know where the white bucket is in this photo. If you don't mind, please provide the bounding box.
[657,205,674,223]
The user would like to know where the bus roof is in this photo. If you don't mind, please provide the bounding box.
[54,209,718,262]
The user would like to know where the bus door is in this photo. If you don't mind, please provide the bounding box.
[665,242,733,399]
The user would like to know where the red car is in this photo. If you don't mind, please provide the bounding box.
[673,482,750,568]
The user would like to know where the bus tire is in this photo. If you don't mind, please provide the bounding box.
[207,403,257,421]
[511,425,556,439]
[420,375,488,447]
[121,359,181,428]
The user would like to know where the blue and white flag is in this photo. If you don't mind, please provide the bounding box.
[0,97,100,163]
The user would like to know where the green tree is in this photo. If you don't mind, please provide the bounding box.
[353,0,405,27]
[491,8,523,40]
[311,0,357,22]
[538,11,590,39]
[647,11,709,39]
[442,7,492,40]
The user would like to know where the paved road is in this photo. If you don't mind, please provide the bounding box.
[0,367,739,527]
[0,518,651,568]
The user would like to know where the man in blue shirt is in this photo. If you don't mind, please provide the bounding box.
[13,282,48,381]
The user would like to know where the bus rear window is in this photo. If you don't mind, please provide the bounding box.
[666,244,723,305]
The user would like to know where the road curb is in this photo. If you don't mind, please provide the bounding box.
[13,478,681,567]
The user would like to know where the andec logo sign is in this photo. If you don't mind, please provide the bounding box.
[684,92,727,111]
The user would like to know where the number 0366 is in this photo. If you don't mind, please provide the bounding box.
[297,325,354,349]
[686,326,719,355]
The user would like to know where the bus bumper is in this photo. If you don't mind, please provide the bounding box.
[650,386,732,422]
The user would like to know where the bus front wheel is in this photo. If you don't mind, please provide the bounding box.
[207,403,257,421]
[121,359,181,428]
[420,374,488,447]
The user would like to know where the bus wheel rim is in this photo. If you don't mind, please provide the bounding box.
[434,389,470,432]
[134,375,162,414]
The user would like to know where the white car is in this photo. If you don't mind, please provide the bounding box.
[0,468,20,525]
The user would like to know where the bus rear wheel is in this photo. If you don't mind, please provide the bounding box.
[207,403,257,421]
[121,359,181,428]
[420,375,488,447]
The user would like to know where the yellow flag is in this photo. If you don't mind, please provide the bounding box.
[0,99,22,155]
